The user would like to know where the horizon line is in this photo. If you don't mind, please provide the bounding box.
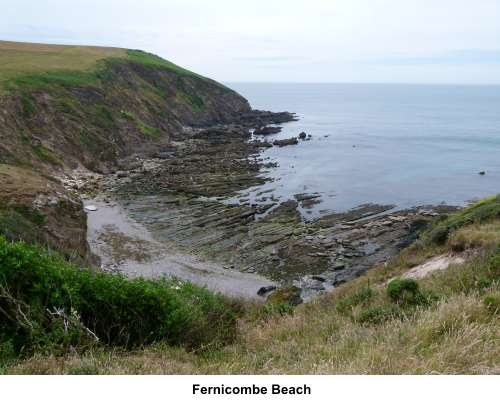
[223,81,500,86]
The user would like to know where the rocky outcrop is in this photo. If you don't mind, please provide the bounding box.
[273,138,298,147]
[253,126,282,135]
[0,164,94,264]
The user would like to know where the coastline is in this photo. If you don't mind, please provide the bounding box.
[69,118,458,302]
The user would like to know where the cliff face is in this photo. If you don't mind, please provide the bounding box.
[0,46,250,173]
[0,42,252,262]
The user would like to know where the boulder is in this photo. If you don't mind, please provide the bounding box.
[250,140,273,148]
[254,126,282,135]
[298,131,307,139]
[273,138,298,147]
[257,285,278,296]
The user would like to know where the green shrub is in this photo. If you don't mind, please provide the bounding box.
[426,225,449,245]
[387,279,427,306]
[0,236,239,359]
[266,285,302,307]
[336,285,374,315]
[355,304,397,325]
[483,292,500,314]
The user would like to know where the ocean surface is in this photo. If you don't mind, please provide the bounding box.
[226,83,500,218]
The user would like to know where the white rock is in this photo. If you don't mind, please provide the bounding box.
[84,205,98,211]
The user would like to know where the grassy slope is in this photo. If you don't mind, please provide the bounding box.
[0,41,125,83]
[0,40,228,92]
[3,197,499,374]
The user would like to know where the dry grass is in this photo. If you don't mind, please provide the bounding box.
[0,164,55,203]
[9,287,498,375]
[4,216,500,375]
[447,220,500,252]
[0,40,125,83]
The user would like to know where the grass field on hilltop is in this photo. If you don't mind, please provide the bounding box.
[0,41,219,92]
[0,41,125,83]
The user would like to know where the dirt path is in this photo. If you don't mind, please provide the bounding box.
[84,199,274,300]
[402,253,466,280]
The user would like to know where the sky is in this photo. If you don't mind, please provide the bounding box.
[1,0,500,84]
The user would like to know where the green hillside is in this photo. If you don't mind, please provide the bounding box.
[0,41,125,83]
[0,41,219,91]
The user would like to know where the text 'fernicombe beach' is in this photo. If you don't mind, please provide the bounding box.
[193,384,312,396]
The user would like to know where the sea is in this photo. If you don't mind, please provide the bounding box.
[226,83,500,219]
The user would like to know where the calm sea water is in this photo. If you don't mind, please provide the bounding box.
[226,83,500,218]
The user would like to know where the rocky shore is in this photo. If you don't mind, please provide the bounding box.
[63,111,457,303]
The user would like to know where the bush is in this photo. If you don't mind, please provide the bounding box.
[336,285,374,315]
[0,236,240,359]
[266,285,302,307]
[387,279,427,306]
[483,293,500,315]
[426,225,450,245]
[355,305,397,325]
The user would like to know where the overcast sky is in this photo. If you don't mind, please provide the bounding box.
[1,0,500,83]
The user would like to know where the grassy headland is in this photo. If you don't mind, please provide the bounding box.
[0,40,250,261]
[0,41,224,92]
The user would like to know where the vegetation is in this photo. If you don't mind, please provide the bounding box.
[386,278,428,306]
[424,195,500,245]
[0,41,125,85]
[0,208,45,247]
[126,50,203,79]
[0,41,228,94]
[138,122,161,139]
[2,196,499,374]
[1,40,498,374]
[0,236,240,366]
